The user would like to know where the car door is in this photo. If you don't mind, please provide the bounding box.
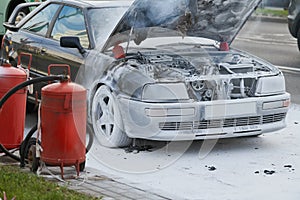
[13,3,61,72]
[10,3,61,100]
[38,5,87,81]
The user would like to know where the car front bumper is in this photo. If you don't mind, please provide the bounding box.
[118,93,290,141]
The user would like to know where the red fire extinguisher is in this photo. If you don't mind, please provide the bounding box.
[0,55,29,149]
[40,64,87,178]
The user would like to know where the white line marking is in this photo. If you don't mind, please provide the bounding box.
[277,65,300,73]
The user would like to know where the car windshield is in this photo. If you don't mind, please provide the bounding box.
[87,7,128,49]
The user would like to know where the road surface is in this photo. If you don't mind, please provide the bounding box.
[233,20,300,104]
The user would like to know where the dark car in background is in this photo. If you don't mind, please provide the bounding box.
[2,0,290,147]
[288,0,300,50]
[0,0,44,41]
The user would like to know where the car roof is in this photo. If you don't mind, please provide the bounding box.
[46,0,133,8]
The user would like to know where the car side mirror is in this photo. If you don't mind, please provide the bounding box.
[60,36,86,55]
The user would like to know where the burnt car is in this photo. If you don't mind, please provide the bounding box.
[2,0,290,147]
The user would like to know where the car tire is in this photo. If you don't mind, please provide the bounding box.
[297,28,300,51]
[27,143,40,173]
[91,85,132,148]
[79,161,85,172]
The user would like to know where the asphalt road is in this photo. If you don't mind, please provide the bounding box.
[232,20,300,104]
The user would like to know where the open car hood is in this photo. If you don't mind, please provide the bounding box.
[105,0,261,49]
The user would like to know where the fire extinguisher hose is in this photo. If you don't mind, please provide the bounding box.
[0,75,68,162]
[0,75,68,109]
[0,144,21,161]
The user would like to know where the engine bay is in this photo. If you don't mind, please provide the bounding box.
[117,49,282,102]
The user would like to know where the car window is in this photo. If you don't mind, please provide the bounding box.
[21,4,60,36]
[51,5,89,49]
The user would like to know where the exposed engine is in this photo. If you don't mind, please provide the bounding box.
[123,50,278,102]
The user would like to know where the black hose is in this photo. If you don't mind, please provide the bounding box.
[0,75,68,109]
[0,144,21,162]
[0,75,68,162]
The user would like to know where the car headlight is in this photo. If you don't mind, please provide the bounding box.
[255,75,286,96]
[142,83,189,102]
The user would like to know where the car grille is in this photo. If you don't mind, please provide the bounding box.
[159,113,286,131]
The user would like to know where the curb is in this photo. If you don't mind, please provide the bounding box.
[249,15,287,23]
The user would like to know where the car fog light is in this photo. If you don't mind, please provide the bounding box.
[263,99,290,110]
[283,99,290,107]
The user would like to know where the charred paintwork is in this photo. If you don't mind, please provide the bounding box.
[105,0,262,50]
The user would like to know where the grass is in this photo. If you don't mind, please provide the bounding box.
[255,8,288,17]
[0,165,101,200]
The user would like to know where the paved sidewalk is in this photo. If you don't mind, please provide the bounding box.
[0,155,170,200]
[36,165,171,200]
[65,174,169,200]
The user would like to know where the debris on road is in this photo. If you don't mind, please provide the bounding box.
[263,170,276,175]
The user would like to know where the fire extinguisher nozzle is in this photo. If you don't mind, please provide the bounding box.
[58,75,70,82]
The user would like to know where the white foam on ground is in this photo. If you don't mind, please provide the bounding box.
[86,104,300,200]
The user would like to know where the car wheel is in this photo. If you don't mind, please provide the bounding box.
[79,161,85,172]
[27,144,40,173]
[91,85,132,148]
[297,28,300,51]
